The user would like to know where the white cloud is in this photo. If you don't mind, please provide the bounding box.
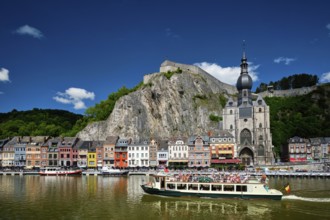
[326,23,330,30]
[53,87,95,110]
[15,25,44,39]
[320,72,330,83]
[274,57,296,65]
[0,91,3,94]
[165,28,180,38]
[327,23,330,36]
[194,62,259,85]
[0,68,10,82]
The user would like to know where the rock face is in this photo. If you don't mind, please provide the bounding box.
[77,60,237,141]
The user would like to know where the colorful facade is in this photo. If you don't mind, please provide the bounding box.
[114,139,130,168]
[103,136,118,167]
[288,136,307,162]
[188,136,210,168]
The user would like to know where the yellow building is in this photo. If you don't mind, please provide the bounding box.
[87,150,97,168]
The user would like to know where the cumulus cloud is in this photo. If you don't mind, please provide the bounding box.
[320,72,330,83]
[274,57,296,65]
[194,62,259,85]
[53,87,95,110]
[0,68,10,82]
[14,25,44,39]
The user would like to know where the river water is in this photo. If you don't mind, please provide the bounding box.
[0,175,329,220]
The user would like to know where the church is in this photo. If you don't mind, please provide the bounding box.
[222,51,274,165]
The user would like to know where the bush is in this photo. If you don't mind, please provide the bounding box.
[209,114,222,122]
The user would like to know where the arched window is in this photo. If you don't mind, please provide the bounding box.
[258,145,265,156]
[259,123,262,128]
[259,135,263,140]
[230,110,233,114]
[240,129,252,146]
[230,124,233,130]
[259,108,262,112]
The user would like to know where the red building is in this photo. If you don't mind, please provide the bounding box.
[58,137,79,167]
[114,138,131,168]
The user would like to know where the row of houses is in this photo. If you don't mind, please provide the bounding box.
[283,136,330,162]
[1,134,329,169]
[0,131,238,169]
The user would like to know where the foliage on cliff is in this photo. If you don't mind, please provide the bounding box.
[0,109,82,139]
[63,82,144,136]
[255,73,319,93]
[266,83,330,157]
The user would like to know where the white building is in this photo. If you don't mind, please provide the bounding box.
[222,51,274,165]
[168,137,189,168]
[128,141,149,168]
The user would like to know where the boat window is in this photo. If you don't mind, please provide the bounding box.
[211,185,222,191]
[200,184,210,191]
[177,184,187,190]
[155,177,159,182]
[166,183,175,190]
[223,185,235,191]
[188,184,198,190]
[236,185,247,192]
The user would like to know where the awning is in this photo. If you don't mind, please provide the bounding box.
[211,159,241,164]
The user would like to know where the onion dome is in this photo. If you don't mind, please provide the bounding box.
[236,51,253,90]
[236,73,253,90]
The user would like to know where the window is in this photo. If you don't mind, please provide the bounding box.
[236,185,247,192]
[258,145,265,156]
[240,129,252,145]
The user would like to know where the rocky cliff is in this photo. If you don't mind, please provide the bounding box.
[77,60,237,141]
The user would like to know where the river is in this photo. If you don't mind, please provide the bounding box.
[0,175,329,219]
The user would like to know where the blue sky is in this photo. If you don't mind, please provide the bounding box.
[1,0,330,114]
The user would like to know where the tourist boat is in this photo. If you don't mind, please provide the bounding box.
[141,172,283,200]
[39,167,82,176]
[100,166,129,176]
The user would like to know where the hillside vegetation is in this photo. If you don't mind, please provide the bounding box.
[255,73,318,93]
[266,83,330,157]
[0,109,82,139]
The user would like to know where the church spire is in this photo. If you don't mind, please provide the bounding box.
[240,40,248,75]
[242,40,246,59]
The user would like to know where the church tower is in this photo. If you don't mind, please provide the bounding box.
[222,48,274,165]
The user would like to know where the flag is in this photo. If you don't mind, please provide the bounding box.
[284,183,290,194]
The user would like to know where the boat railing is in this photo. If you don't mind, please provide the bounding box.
[165,173,267,184]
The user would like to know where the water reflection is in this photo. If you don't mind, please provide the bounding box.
[0,175,329,219]
[141,194,278,218]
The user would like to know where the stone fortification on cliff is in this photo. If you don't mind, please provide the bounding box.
[258,85,318,98]
[77,60,237,141]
